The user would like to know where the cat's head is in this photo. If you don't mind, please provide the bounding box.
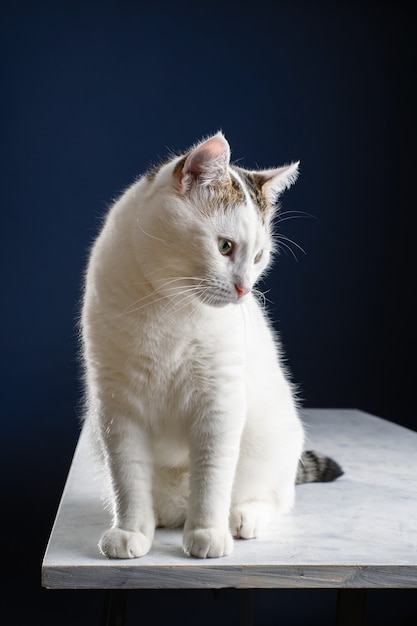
[140,133,299,308]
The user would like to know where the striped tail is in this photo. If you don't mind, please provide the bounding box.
[296,450,344,485]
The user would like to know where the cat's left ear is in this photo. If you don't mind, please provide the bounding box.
[259,161,300,206]
[177,133,231,193]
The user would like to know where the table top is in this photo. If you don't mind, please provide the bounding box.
[42,409,417,590]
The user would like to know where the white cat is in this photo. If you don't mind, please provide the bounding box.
[81,133,332,560]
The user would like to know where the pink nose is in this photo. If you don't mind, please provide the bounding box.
[235,284,251,298]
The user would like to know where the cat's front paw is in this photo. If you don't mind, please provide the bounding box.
[99,527,152,559]
[183,528,233,558]
[230,501,273,539]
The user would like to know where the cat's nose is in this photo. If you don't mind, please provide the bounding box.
[235,284,251,298]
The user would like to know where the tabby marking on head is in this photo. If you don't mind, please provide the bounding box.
[234,168,272,220]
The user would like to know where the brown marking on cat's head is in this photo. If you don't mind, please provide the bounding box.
[211,174,246,211]
[234,168,273,221]
[171,155,246,213]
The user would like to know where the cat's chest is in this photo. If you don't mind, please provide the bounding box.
[129,307,245,398]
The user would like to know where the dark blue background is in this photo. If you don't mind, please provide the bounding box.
[2,1,415,624]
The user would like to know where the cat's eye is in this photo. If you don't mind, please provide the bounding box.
[254,250,263,263]
[218,238,234,256]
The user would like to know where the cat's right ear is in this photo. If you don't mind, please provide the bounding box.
[176,133,231,194]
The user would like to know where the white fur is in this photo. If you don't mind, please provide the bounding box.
[81,134,304,559]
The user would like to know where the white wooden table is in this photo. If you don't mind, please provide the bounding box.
[42,409,417,625]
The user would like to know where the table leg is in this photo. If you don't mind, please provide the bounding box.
[238,589,253,626]
[102,589,128,626]
[336,589,367,626]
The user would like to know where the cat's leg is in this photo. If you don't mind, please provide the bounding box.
[153,465,189,528]
[183,394,245,558]
[97,416,155,559]
[230,410,304,540]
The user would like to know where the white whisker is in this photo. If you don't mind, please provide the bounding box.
[113,277,207,318]
[136,218,169,244]
[164,292,202,316]
[276,239,299,261]
[135,282,208,318]
[159,286,207,320]
[274,210,316,225]
[252,288,271,310]
[112,292,169,317]
[133,274,200,287]
[276,233,306,261]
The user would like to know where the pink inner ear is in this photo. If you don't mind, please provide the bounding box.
[185,148,212,178]
[182,135,230,181]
